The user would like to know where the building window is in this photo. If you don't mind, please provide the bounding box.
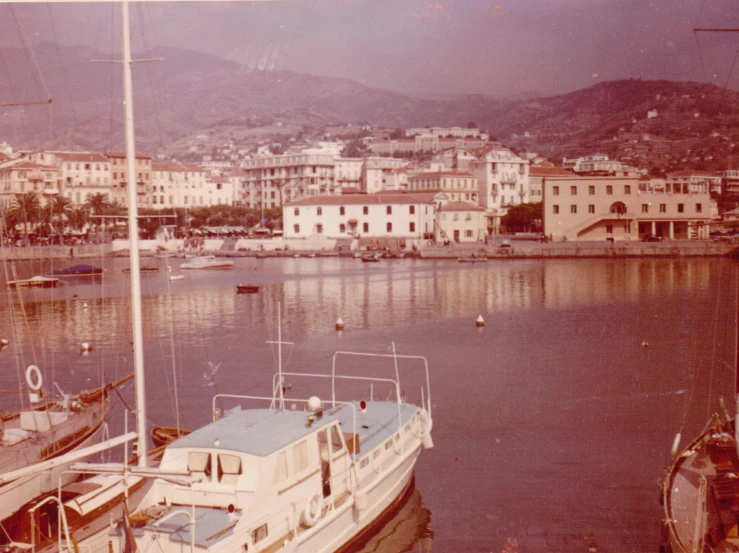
[696,203,702,213]
[606,224,613,233]
[339,206,345,215]
[553,186,559,196]
[294,208,299,216]
[660,204,666,213]
[624,185,631,195]
[386,206,392,215]
[641,204,649,213]
[678,203,684,213]
[363,206,368,215]
[570,205,577,214]
[465,230,473,238]
[570,186,577,195]
[409,222,415,232]
[588,204,595,214]
[588,186,595,195]
[316,224,323,234]
[606,186,613,195]
[317,207,322,216]
[387,222,392,232]
[340,224,346,233]
[553,205,559,214]
[363,222,369,233]
[409,205,415,214]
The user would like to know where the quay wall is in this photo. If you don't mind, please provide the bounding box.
[1,240,736,261]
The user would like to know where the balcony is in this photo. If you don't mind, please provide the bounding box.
[42,188,60,195]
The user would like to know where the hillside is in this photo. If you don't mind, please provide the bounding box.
[1,43,738,172]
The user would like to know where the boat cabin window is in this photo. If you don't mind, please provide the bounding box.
[251,524,268,544]
[292,440,309,475]
[217,454,242,485]
[275,451,289,488]
[384,440,392,450]
[330,425,344,456]
[188,452,212,480]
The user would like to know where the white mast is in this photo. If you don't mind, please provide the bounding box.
[121,0,147,467]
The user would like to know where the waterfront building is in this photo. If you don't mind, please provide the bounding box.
[205,175,236,206]
[528,167,573,203]
[107,151,153,208]
[407,171,479,203]
[26,151,111,205]
[283,192,437,240]
[720,169,739,197]
[436,201,487,243]
[0,159,59,210]
[363,157,408,194]
[469,147,530,233]
[542,175,712,241]
[240,153,337,208]
[151,162,207,208]
[334,158,363,190]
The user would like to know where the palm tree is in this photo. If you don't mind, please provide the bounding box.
[50,196,73,235]
[7,192,40,238]
[36,205,53,237]
[67,206,90,232]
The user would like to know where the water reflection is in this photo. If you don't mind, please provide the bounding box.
[349,485,433,553]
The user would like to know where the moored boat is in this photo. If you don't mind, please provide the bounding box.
[236,284,260,294]
[7,276,60,288]
[180,258,234,270]
[457,256,487,263]
[362,253,381,263]
[122,266,159,273]
[151,426,192,448]
[47,264,103,277]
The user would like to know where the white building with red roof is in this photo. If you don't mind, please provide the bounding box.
[283,192,438,240]
[32,152,112,205]
[436,201,487,243]
[0,159,59,210]
[407,170,478,204]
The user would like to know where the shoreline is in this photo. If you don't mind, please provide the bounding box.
[0,240,736,261]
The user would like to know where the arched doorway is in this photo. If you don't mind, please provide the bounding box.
[609,202,627,215]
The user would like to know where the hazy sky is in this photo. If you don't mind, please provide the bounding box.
[4,0,739,98]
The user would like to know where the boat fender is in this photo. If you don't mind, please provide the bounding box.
[26,365,43,391]
[354,489,368,513]
[419,409,434,449]
[303,494,323,527]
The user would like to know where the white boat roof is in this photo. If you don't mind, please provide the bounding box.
[168,401,417,457]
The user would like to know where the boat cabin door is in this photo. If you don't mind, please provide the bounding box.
[318,429,332,498]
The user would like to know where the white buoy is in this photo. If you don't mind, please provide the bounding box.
[476,315,485,327]
[0,339,8,346]
[80,342,93,353]
[336,317,344,331]
[83,302,88,309]
[641,341,649,347]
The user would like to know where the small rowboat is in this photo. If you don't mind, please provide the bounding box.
[236,284,260,294]
[7,275,60,288]
[122,266,159,273]
[151,426,191,448]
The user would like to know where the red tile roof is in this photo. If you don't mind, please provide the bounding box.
[55,152,109,162]
[106,151,152,160]
[529,167,572,176]
[408,171,475,180]
[438,201,485,212]
[153,162,204,173]
[6,160,57,170]
[287,192,437,206]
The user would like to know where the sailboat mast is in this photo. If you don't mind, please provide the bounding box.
[121,0,148,468]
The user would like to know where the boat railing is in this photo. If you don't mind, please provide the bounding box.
[29,495,74,553]
[212,395,359,462]
[270,372,400,408]
[331,350,432,418]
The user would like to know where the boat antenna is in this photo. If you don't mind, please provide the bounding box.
[266,302,293,411]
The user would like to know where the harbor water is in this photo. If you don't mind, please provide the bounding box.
[0,255,736,553]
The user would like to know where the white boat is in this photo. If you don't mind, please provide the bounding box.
[180,257,234,270]
[102,343,433,553]
[7,275,60,288]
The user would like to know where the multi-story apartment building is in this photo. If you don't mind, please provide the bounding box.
[721,170,739,197]
[334,158,363,189]
[38,152,112,205]
[107,152,153,208]
[363,157,408,194]
[407,171,479,204]
[665,170,722,196]
[542,176,712,241]
[436,201,487,243]
[240,153,336,209]
[469,147,530,233]
[206,175,236,206]
[283,192,438,240]
[528,167,573,203]
[0,160,59,210]
[369,136,489,156]
[151,162,207,208]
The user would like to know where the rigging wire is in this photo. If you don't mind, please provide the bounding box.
[137,3,166,151]
[44,4,78,129]
[8,5,52,104]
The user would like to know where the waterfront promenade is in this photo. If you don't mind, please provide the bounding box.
[0,238,736,261]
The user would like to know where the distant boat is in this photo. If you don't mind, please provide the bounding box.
[47,264,103,277]
[7,275,60,288]
[122,266,159,273]
[180,258,234,270]
[168,275,184,282]
[236,284,260,294]
[362,253,381,262]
